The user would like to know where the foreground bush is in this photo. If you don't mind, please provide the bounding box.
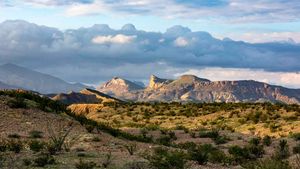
[75,159,96,169]
[241,158,291,169]
[145,147,187,169]
[33,154,55,167]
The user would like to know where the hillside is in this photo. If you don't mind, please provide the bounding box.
[0,63,88,93]
[52,88,122,105]
[97,75,300,104]
[1,90,300,169]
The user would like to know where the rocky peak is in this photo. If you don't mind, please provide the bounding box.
[148,75,172,90]
[97,77,144,94]
[176,75,210,84]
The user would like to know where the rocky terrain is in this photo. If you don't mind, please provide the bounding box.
[1,89,300,169]
[97,75,300,104]
[52,88,122,105]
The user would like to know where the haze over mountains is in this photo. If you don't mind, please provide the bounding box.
[0,63,88,93]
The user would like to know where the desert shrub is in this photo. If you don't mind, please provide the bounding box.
[291,133,300,141]
[263,135,272,146]
[29,130,43,138]
[102,152,113,168]
[23,158,32,166]
[7,97,27,108]
[125,143,137,155]
[241,158,291,169]
[29,140,45,152]
[0,140,7,152]
[145,147,187,169]
[156,135,172,146]
[176,142,197,150]
[274,139,290,160]
[247,137,264,158]
[188,144,216,165]
[208,149,229,164]
[8,133,21,139]
[293,143,300,154]
[228,145,251,163]
[0,154,5,168]
[75,159,96,169]
[213,135,230,145]
[33,154,55,167]
[46,123,73,154]
[7,139,23,153]
[175,125,189,133]
[189,132,196,138]
[91,136,101,142]
[199,129,219,139]
[122,161,150,169]
[85,125,95,133]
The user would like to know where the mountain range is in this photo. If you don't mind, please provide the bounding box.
[0,63,88,93]
[97,75,300,104]
[0,63,299,104]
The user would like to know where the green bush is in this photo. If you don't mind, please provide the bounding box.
[145,147,187,169]
[29,130,43,139]
[33,154,55,167]
[0,140,7,152]
[8,133,21,139]
[124,143,137,155]
[262,135,272,146]
[156,136,172,146]
[293,143,300,154]
[7,97,27,108]
[228,145,251,163]
[75,159,96,169]
[23,158,32,166]
[7,139,23,153]
[199,129,219,139]
[274,139,290,160]
[241,158,291,169]
[29,140,45,152]
[188,144,216,165]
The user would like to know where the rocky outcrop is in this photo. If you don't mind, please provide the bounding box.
[52,88,122,104]
[147,75,173,90]
[97,75,300,104]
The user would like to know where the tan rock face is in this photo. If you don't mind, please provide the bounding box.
[148,75,173,90]
[96,75,300,104]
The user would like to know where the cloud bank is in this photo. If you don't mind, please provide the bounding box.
[0,20,299,88]
[22,0,300,23]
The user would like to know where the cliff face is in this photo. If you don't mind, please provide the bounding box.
[97,75,300,104]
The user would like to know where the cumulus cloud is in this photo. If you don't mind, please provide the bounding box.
[174,37,189,47]
[0,20,299,88]
[222,32,300,43]
[92,34,136,44]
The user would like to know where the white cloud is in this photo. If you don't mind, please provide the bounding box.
[174,37,189,47]
[221,32,300,43]
[175,68,300,89]
[65,1,109,16]
[92,34,136,44]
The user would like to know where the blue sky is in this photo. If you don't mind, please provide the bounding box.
[0,0,299,88]
[2,0,300,39]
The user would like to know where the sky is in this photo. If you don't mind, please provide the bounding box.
[0,0,299,88]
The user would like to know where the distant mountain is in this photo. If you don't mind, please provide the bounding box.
[52,88,122,104]
[97,77,144,97]
[0,63,88,93]
[97,75,300,104]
